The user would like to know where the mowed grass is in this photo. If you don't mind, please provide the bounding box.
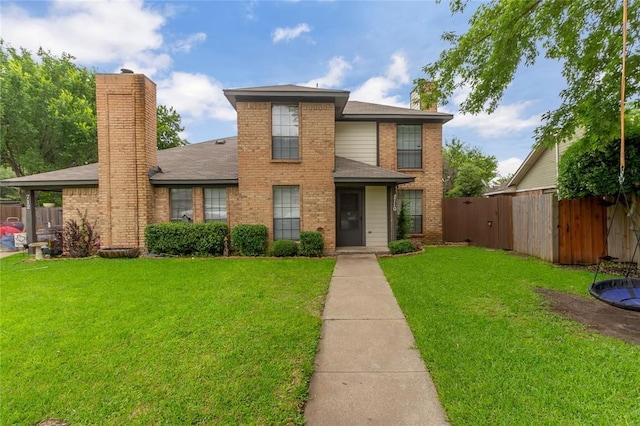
[1,255,335,425]
[379,247,640,425]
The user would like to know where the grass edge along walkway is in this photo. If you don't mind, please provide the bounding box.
[0,256,335,425]
[379,246,640,425]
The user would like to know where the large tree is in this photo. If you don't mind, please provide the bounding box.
[443,137,498,197]
[0,41,188,178]
[421,0,639,147]
[0,41,97,177]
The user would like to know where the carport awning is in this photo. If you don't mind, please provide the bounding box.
[333,156,414,184]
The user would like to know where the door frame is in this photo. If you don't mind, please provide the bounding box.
[336,187,365,246]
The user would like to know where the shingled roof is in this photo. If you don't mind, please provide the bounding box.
[333,156,414,184]
[0,137,239,190]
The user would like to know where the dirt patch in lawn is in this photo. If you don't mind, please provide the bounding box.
[536,288,640,345]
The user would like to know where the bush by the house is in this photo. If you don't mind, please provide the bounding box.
[63,210,98,258]
[231,224,268,256]
[145,222,229,256]
[396,199,413,240]
[388,239,417,255]
[268,240,298,257]
[299,231,324,257]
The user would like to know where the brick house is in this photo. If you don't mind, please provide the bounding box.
[1,73,452,253]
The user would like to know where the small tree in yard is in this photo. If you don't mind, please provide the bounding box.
[396,199,413,241]
[63,210,98,258]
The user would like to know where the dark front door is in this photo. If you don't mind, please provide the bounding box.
[336,188,364,246]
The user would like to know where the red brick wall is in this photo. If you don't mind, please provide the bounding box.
[379,122,443,244]
[236,101,336,251]
[96,74,157,249]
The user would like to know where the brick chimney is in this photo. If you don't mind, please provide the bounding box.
[410,79,438,112]
[96,73,158,249]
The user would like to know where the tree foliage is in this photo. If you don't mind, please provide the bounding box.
[443,137,497,197]
[422,0,639,147]
[157,105,188,150]
[558,132,640,200]
[0,41,188,179]
[0,41,97,177]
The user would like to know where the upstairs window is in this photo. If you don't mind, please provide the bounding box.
[170,188,193,222]
[272,105,299,160]
[397,124,422,169]
[273,186,300,240]
[204,188,227,223]
[401,190,423,234]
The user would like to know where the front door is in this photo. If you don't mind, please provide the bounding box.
[336,188,364,246]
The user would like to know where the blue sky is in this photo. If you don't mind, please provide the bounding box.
[1,0,568,177]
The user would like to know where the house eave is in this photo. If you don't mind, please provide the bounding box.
[334,177,415,185]
[0,180,98,190]
[339,113,453,124]
[151,179,239,186]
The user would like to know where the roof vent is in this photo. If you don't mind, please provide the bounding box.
[121,68,134,74]
[215,139,226,145]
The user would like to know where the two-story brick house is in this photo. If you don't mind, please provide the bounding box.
[1,72,452,253]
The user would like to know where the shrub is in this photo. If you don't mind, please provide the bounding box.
[268,240,298,257]
[145,222,229,256]
[388,239,417,255]
[396,199,413,240]
[63,210,98,258]
[231,224,268,256]
[299,231,324,257]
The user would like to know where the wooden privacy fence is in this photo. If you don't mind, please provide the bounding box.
[444,194,626,265]
[512,194,558,263]
[0,206,63,230]
[442,197,512,250]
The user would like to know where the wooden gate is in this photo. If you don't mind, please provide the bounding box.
[558,198,606,264]
[443,197,512,250]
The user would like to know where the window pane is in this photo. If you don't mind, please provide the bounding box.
[397,124,422,168]
[170,188,193,222]
[272,105,299,159]
[274,186,300,240]
[204,187,227,223]
[401,190,423,234]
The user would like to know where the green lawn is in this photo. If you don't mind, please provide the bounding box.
[1,255,335,425]
[379,247,640,425]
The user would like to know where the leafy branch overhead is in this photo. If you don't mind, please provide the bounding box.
[0,40,188,178]
[422,0,639,147]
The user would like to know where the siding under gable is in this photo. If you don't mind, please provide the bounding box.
[335,122,377,165]
[518,147,559,191]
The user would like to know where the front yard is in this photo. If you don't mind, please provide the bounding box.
[0,256,334,425]
[379,247,640,425]
[3,247,639,425]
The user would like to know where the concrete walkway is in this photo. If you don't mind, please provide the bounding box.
[305,254,449,425]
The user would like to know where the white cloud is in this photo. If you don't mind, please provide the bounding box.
[497,157,523,178]
[157,72,236,123]
[444,84,542,138]
[350,52,410,106]
[272,23,311,43]
[173,32,207,53]
[2,0,169,74]
[300,56,351,88]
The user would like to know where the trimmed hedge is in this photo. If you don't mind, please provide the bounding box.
[231,224,268,256]
[299,231,324,257]
[145,222,229,256]
[388,239,417,255]
[268,240,298,257]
